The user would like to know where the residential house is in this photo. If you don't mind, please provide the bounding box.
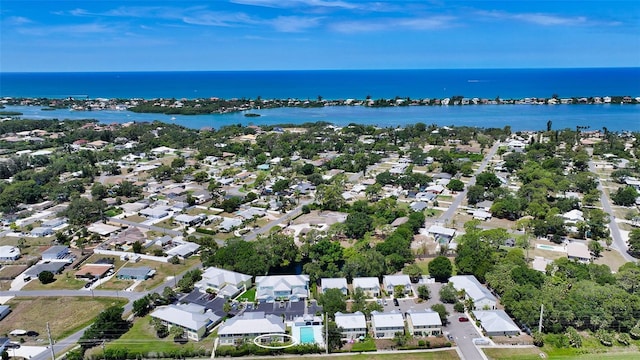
[31,227,53,237]
[562,209,584,223]
[410,201,428,212]
[151,303,222,341]
[449,275,497,310]
[165,239,200,259]
[41,245,69,261]
[320,278,348,295]
[218,217,243,232]
[383,275,413,296]
[24,262,67,278]
[406,310,442,337]
[426,225,456,243]
[255,275,310,303]
[471,210,492,221]
[371,311,405,339]
[0,305,10,321]
[566,242,591,263]
[532,256,552,273]
[195,267,252,298]
[75,263,113,280]
[0,246,20,261]
[473,310,520,337]
[352,277,381,298]
[217,312,286,345]
[334,312,367,340]
[140,206,170,219]
[174,214,205,226]
[117,267,155,280]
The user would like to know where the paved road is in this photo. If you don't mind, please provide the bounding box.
[438,141,501,223]
[244,199,312,241]
[108,217,182,236]
[588,161,636,263]
[3,289,143,301]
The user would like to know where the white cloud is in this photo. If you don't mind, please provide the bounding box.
[476,10,614,27]
[331,15,456,33]
[4,16,32,25]
[269,15,322,32]
[17,23,115,36]
[230,0,358,10]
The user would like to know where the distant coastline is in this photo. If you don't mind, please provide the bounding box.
[2,94,638,117]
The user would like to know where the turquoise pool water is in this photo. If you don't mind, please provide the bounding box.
[538,245,555,250]
[300,327,315,344]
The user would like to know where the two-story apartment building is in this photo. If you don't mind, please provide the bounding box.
[150,303,222,341]
[334,311,367,341]
[383,274,412,297]
[255,275,310,303]
[217,312,286,345]
[371,311,405,339]
[405,310,442,337]
[352,277,381,298]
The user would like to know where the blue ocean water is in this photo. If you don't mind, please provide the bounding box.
[1,68,639,100]
[4,103,639,132]
[1,68,639,131]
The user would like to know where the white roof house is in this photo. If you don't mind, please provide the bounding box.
[334,311,367,340]
[383,274,412,296]
[255,275,309,303]
[217,312,285,345]
[473,310,520,337]
[371,311,405,339]
[41,246,69,261]
[195,267,252,297]
[427,225,456,242]
[532,256,552,273]
[449,275,497,310]
[352,277,381,297]
[0,246,20,261]
[406,310,442,336]
[566,242,591,263]
[320,278,348,295]
[165,240,200,258]
[218,217,243,232]
[150,303,222,341]
[562,209,584,223]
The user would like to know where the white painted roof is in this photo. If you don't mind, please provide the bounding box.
[449,275,497,303]
[406,310,442,327]
[335,311,366,330]
[352,277,380,289]
[371,311,404,329]
[217,312,285,336]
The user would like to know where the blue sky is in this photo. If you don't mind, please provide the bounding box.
[1,0,639,72]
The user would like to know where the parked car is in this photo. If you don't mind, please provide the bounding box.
[458,316,469,322]
[26,331,40,337]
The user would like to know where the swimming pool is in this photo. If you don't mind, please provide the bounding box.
[536,244,565,252]
[300,326,315,344]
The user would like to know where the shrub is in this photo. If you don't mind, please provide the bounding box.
[565,327,582,348]
[595,329,613,346]
[617,332,631,346]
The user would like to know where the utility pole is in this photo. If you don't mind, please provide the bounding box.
[538,303,544,333]
[325,312,329,355]
[46,322,56,360]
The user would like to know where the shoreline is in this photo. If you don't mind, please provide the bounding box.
[2,95,639,117]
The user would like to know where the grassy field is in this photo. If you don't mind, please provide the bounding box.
[93,315,212,356]
[0,297,126,342]
[483,347,547,360]
[323,350,460,360]
[22,272,87,290]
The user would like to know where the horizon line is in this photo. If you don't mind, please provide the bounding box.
[2,66,640,74]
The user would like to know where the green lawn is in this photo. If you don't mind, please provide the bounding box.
[483,347,547,360]
[350,338,377,352]
[326,350,459,360]
[101,315,212,355]
[237,287,256,302]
